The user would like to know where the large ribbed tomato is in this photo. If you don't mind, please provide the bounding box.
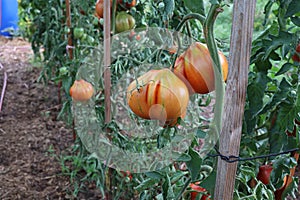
[126,69,189,126]
[70,79,94,101]
[173,42,228,95]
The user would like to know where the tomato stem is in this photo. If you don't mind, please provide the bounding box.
[203,4,225,136]
[171,13,206,71]
[112,0,117,34]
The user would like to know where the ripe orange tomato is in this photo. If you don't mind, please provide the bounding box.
[118,0,136,8]
[95,0,112,19]
[189,183,210,200]
[70,79,94,101]
[126,68,189,126]
[173,42,228,95]
[257,164,273,185]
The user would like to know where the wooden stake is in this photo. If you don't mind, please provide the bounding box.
[103,0,112,199]
[214,1,256,199]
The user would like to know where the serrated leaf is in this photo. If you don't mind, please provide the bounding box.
[176,153,191,162]
[285,0,300,18]
[291,16,300,26]
[186,147,202,181]
[275,63,294,76]
[145,171,164,180]
[246,72,269,118]
[162,174,175,200]
[259,78,292,114]
[276,101,299,132]
[134,178,159,192]
[183,0,205,16]
[254,59,272,73]
[196,129,206,138]
[200,171,216,199]
[263,31,294,60]
[263,1,275,26]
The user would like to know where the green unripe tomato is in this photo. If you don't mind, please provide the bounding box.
[115,12,135,33]
[73,27,84,39]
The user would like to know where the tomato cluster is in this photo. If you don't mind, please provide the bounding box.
[95,0,136,33]
[126,42,228,126]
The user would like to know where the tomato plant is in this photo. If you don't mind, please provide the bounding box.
[115,12,136,33]
[70,79,94,101]
[173,42,228,95]
[126,68,189,126]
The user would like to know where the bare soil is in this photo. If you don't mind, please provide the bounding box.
[0,37,75,199]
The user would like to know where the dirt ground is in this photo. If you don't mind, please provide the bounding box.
[0,37,75,199]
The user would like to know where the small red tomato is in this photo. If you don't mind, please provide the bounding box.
[189,183,210,200]
[292,43,300,62]
[257,164,273,185]
[135,34,141,41]
[70,79,94,101]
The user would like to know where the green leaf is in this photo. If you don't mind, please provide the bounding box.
[186,147,202,181]
[145,171,164,180]
[291,16,300,26]
[196,129,206,138]
[246,72,269,118]
[176,153,192,162]
[134,178,159,192]
[259,78,292,114]
[285,0,300,18]
[200,171,216,199]
[263,1,275,26]
[162,174,175,200]
[183,0,205,16]
[275,63,294,76]
[276,101,299,132]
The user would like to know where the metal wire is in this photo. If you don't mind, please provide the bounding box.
[208,146,300,163]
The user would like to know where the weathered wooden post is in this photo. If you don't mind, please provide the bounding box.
[214,0,256,199]
[103,0,112,199]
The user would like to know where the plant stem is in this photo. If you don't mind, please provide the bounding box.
[203,5,225,135]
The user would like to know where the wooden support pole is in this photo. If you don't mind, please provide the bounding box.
[103,0,112,199]
[104,0,112,123]
[214,0,256,199]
